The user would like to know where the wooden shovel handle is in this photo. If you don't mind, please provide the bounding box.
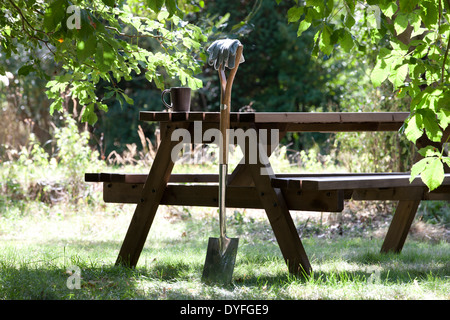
[219,44,244,165]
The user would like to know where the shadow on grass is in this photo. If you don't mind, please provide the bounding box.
[1,247,448,300]
[1,230,448,299]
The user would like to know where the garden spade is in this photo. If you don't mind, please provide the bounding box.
[202,39,244,285]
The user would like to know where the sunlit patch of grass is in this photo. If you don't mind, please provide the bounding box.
[0,183,449,300]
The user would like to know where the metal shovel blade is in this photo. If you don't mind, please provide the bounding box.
[202,164,239,285]
[201,236,239,285]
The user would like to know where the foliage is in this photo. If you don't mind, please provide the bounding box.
[0,0,206,125]
[202,0,342,112]
[1,113,103,203]
[282,0,450,190]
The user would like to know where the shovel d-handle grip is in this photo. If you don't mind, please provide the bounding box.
[219,44,244,165]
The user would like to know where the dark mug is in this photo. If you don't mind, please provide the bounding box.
[161,87,191,112]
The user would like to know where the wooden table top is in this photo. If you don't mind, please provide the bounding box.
[139,111,410,132]
[140,111,409,123]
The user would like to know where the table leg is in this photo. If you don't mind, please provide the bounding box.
[116,122,189,267]
[381,198,421,253]
[228,127,286,187]
[381,133,450,254]
[244,135,312,276]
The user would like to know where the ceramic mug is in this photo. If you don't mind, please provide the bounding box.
[161,87,191,112]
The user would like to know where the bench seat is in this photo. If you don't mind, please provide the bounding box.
[271,173,450,190]
[85,172,450,211]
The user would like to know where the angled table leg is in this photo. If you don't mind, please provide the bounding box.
[228,125,287,187]
[381,134,450,254]
[241,129,311,276]
[248,159,312,276]
[116,122,189,267]
[381,197,421,253]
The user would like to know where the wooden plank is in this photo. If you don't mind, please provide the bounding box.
[253,112,341,123]
[352,186,450,201]
[86,171,405,183]
[247,142,312,276]
[282,122,403,132]
[103,183,344,212]
[351,187,425,201]
[85,173,101,182]
[253,112,409,123]
[139,111,410,124]
[115,122,190,267]
[339,112,396,122]
[139,112,156,122]
[271,173,450,190]
[170,112,189,122]
[187,112,206,121]
[86,173,220,184]
[138,111,407,132]
[153,112,171,122]
[381,195,422,253]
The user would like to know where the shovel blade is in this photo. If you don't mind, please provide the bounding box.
[201,237,239,285]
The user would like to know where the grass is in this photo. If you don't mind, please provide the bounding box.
[0,195,449,300]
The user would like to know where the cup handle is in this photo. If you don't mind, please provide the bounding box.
[161,89,172,109]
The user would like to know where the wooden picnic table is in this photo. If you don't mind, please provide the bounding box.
[85,111,450,276]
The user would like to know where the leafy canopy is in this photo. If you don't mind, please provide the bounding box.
[0,0,206,124]
[281,0,450,190]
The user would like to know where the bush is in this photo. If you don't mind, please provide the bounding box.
[1,114,104,205]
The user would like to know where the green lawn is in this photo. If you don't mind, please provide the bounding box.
[0,197,448,300]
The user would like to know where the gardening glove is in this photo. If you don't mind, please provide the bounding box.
[207,39,245,70]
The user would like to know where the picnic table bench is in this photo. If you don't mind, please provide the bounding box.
[85,111,450,275]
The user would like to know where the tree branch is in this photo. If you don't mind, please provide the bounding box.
[442,34,450,84]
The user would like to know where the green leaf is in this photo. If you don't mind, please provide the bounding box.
[18,65,34,76]
[165,0,181,17]
[288,7,303,23]
[394,13,409,35]
[297,20,311,37]
[405,114,424,143]
[340,29,354,53]
[43,0,67,32]
[421,157,444,191]
[77,34,96,62]
[422,110,443,142]
[95,40,115,72]
[120,92,134,105]
[306,0,323,6]
[437,108,450,130]
[187,76,203,90]
[147,0,165,13]
[101,0,115,6]
[145,71,154,82]
[81,103,98,125]
[371,60,389,87]
[344,12,355,29]
[418,145,441,157]
[319,25,334,55]
[379,1,398,19]
[410,158,429,182]
[344,0,355,14]
[154,73,164,90]
[399,0,419,13]
[388,63,408,89]
[370,48,391,87]
[102,90,115,101]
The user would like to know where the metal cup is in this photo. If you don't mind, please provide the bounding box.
[161,87,191,112]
